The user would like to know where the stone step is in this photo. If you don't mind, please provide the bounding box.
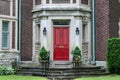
[18,68,104,73]
[17,70,108,77]
[17,66,109,80]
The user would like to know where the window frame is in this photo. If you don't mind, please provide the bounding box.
[2,21,10,49]
[52,0,70,4]
[81,0,88,5]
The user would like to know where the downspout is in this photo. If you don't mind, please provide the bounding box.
[91,0,96,64]
[18,0,21,65]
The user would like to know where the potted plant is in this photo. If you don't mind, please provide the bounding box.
[38,46,49,62]
[38,46,50,75]
[72,46,81,63]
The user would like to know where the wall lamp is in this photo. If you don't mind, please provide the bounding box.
[76,27,79,35]
[43,27,47,35]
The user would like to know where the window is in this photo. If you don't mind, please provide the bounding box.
[73,0,76,3]
[52,0,70,3]
[82,24,87,42]
[35,0,41,5]
[0,0,10,15]
[53,21,69,25]
[46,0,49,4]
[35,24,40,43]
[81,0,88,5]
[2,21,9,49]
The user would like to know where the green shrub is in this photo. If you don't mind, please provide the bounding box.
[0,65,15,75]
[107,38,120,74]
[38,46,49,61]
[72,46,81,56]
[72,46,81,62]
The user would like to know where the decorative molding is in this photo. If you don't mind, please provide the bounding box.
[82,16,89,24]
[35,17,40,25]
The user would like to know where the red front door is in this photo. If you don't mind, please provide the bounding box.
[54,27,69,61]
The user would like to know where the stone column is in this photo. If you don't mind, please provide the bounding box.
[32,19,37,63]
[32,18,41,63]
[40,17,48,49]
[75,16,81,48]
[87,18,92,64]
[82,16,91,64]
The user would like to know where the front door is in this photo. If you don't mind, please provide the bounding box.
[54,27,69,61]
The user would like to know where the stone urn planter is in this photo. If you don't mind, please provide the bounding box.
[72,46,82,68]
[38,46,50,75]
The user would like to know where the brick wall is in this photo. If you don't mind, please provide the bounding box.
[109,0,120,38]
[95,0,109,61]
[0,0,10,15]
[21,0,33,61]
[12,21,16,49]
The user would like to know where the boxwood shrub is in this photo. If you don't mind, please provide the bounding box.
[0,65,15,75]
[107,38,120,74]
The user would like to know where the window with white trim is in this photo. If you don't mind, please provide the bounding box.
[52,0,70,3]
[82,24,88,42]
[35,24,40,43]
[2,21,9,49]
[81,0,88,5]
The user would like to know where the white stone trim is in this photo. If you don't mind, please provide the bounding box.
[32,19,35,62]
[16,0,18,17]
[0,19,2,50]
[96,61,107,67]
[0,15,17,20]
[9,21,12,50]
[88,19,92,63]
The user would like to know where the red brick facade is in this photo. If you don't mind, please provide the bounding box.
[19,0,120,62]
[95,0,109,61]
[0,0,10,15]
[95,0,120,61]
[21,0,33,61]
[109,0,120,38]
[12,0,16,16]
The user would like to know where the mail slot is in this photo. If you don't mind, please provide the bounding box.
[59,46,64,48]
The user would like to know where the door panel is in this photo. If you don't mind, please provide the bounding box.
[54,27,69,61]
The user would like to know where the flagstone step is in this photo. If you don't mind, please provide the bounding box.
[17,66,109,80]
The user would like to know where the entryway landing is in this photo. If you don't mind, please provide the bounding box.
[51,61,73,69]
